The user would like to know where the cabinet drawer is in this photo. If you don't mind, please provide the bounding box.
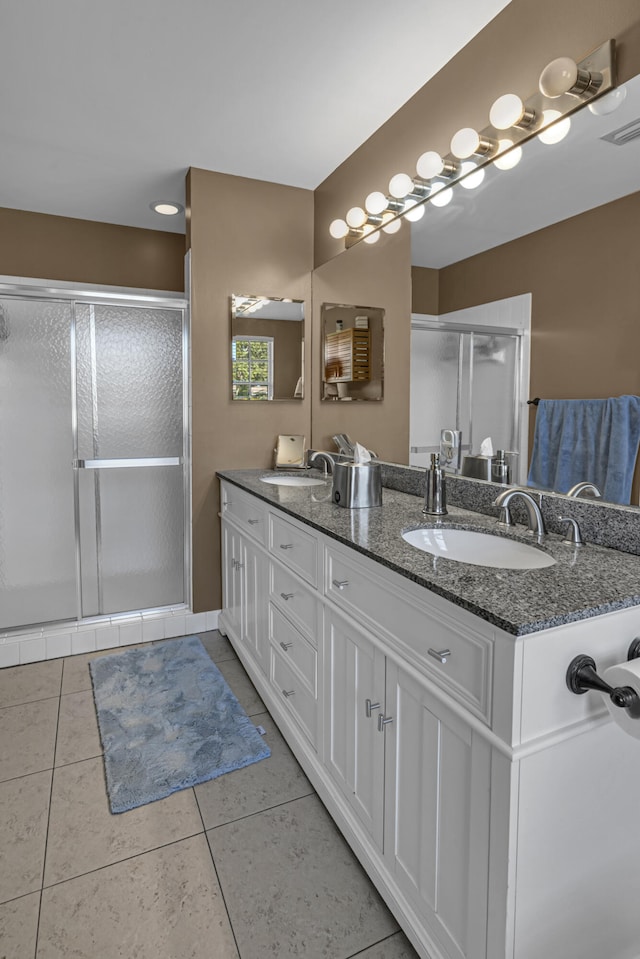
[325,544,493,722]
[270,647,317,747]
[269,513,318,587]
[269,603,317,694]
[220,483,267,545]
[269,561,318,643]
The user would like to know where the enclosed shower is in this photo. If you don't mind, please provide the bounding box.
[0,280,188,634]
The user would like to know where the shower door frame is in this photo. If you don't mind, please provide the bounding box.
[0,276,191,629]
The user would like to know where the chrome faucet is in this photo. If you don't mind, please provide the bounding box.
[494,487,547,540]
[566,481,602,499]
[308,451,335,476]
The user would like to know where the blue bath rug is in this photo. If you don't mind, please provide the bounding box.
[90,636,270,814]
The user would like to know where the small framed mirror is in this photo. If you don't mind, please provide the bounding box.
[321,303,384,401]
[231,294,304,401]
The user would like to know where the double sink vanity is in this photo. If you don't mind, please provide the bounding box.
[217,465,640,959]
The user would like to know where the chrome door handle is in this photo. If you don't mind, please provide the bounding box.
[378,714,393,731]
[247,518,259,525]
[279,543,294,550]
[279,641,293,651]
[428,648,451,663]
[366,699,381,718]
[332,579,349,590]
[282,689,295,698]
[74,457,181,469]
[235,561,244,570]
[280,592,294,600]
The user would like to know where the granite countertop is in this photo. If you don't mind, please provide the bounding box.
[218,469,640,637]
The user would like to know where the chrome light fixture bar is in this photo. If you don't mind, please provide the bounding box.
[329,40,616,249]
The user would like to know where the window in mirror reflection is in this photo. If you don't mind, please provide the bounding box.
[230,294,304,401]
[321,303,384,401]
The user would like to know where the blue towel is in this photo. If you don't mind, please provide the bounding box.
[527,396,640,505]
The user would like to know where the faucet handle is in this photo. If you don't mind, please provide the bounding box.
[497,505,513,527]
[558,515,584,547]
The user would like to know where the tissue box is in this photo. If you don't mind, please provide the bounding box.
[332,462,382,508]
[461,455,492,481]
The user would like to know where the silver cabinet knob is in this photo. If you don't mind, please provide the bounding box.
[247,518,259,525]
[279,543,294,550]
[428,648,451,664]
[282,689,295,698]
[366,699,381,718]
[279,641,293,652]
[378,714,393,731]
[280,592,294,601]
[332,579,350,590]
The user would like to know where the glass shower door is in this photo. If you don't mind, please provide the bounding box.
[0,297,78,629]
[75,302,186,617]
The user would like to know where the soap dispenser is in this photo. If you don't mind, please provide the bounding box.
[423,453,447,516]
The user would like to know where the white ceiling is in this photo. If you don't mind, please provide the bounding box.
[411,75,640,268]
[0,0,511,234]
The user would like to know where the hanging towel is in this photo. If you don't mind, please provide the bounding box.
[527,396,640,505]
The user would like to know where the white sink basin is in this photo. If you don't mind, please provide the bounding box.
[260,474,326,487]
[402,527,556,569]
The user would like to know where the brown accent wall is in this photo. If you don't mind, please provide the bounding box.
[0,207,185,291]
[314,0,640,269]
[311,229,411,461]
[410,266,439,316]
[187,168,313,613]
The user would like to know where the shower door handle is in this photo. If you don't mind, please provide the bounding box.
[74,457,182,469]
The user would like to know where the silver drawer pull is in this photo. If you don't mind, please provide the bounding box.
[235,562,244,570]
[378,714,393,731]
[279,641,293,652]
[280,592,294,601]
[224,501,232,507]
[247,518,260,525]
[428,648,451,664]
[279,543,295,550]
[332,579,350,590]
[282,688,295,698]
[365,699,381,718]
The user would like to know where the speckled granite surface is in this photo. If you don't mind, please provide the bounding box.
[218,468,640,637]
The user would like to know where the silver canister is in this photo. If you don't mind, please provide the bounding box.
[331,461,382,508]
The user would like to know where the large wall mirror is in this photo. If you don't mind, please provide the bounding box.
[231,294,304,401]
[321,302,384,401]
[401,74,640,506]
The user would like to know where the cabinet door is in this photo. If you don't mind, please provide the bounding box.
[384,663,491,959]
[240,535,268,671]
[323,609,386,848]
[222,520,242,638]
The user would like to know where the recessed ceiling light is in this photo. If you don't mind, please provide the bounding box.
[150,202,184,216]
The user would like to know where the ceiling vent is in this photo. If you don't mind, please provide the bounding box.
[600,117,640,146]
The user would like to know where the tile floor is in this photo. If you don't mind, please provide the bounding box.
[0,630,420,959]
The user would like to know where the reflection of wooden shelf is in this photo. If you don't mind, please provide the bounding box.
[324,329,371,382]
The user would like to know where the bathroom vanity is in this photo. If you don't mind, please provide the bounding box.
[217,469,640,959]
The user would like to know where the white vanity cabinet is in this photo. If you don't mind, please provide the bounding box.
[218,480,640,959]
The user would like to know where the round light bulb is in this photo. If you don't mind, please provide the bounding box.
[388,173,414,199]
[329,218,349,239]
[381,211,402,234]
[430,186,453,208]
[538,110,571,144]
[450,127,480,159]
[403,199,425,222]
[588,85,628,115]
[493,141,523,170]
[416,150,444,179]
[346,206,367,228]
[363,226,380,244]
[489,93,525,130]
[539,56,578,98]
[365,191,388,215]
[459,161,485,190]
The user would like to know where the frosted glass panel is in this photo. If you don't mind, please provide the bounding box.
[76,304,183,459]
[472,334,519,452]
[0,297,77,629]
[96,467,184,614]
[410,329,460,468]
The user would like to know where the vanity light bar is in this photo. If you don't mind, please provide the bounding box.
[329,40,617,249]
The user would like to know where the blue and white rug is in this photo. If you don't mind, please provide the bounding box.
[90,636,270,814]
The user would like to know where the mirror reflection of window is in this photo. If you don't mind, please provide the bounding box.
[230,294,304,401]
[231,335,273,400]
